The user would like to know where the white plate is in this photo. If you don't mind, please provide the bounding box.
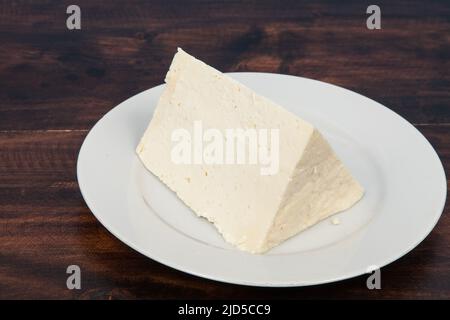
[77,73,446,287]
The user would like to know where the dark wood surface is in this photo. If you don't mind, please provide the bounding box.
[0,0,449,299]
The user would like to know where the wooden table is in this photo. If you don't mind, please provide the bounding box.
[0,0,449,299]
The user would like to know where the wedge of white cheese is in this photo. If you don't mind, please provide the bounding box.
[137,48,364,254]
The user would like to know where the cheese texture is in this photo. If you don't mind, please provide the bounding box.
[137,48,364,253]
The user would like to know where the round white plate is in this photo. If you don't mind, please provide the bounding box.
[77,73,446,287]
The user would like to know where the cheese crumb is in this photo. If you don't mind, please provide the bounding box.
[331,217,340,225]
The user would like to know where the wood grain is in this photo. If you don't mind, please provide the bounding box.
[0,0,449,299]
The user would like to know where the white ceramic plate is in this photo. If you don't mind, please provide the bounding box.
[77,73,446,287]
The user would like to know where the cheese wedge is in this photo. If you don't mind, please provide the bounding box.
[137,48,364,253]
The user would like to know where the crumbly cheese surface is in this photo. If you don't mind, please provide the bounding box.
[137,48,364,253]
